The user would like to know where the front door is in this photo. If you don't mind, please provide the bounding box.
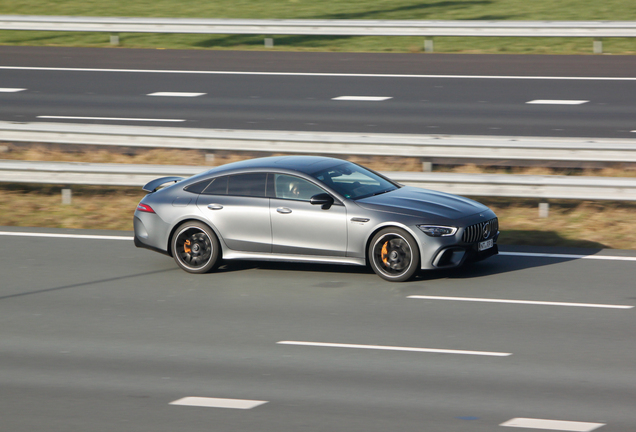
[269,174,347,256]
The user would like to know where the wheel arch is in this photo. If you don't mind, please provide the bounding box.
[166,216,222,258]
[363,222,422,267]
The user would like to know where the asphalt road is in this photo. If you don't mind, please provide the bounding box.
[1,46,636,138]
[1,227,635,432]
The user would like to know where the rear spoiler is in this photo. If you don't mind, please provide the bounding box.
[142,176,184,193]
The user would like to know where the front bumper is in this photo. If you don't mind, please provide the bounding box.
[424,231,499,269]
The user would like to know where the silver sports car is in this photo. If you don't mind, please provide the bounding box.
[134,156,498,282]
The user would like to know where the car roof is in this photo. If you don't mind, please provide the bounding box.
[208,156,347,175]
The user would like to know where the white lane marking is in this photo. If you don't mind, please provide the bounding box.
[3,66,636,81]
[169,397,268,409]
[407,296,633,310]
[277,341,511,357]
[526,100,589,105]
[37,115,185,122]
[0,232,132,241]
[332,96,392,101]
[147,92,206,97]
[0,88,27,92]
[500,418,605,431]
[500,251,636,262]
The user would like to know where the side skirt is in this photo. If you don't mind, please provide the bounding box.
[222,251,366,267]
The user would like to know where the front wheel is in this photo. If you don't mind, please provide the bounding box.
[171,221,220,274]
[368,228,420,282]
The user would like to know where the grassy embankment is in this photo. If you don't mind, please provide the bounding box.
[1,145,635,250]
[0,0,636,54]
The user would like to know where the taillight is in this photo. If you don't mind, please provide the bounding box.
[136,203,155,213]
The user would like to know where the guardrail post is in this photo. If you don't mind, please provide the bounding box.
[422,161,433,172]
[539,202,549,218]
[205,153,215,164]
[424,38,434,53]
[62,188,72,205]
[593,38,603,54]
[110,33,120,45]
[264,37,274,48]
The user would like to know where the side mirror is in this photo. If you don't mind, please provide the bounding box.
[310,193,335,210]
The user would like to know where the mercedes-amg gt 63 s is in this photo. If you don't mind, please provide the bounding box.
[134,156,498,282]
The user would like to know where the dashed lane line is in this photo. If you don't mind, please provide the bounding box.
[170,397,268,409]
[147,92,206,97]
[37,115,186,122]
[332,96,393,101]
[500,418,605,431]
[407,296,633,309]
[0,88,26,92]
[526,100,589,105]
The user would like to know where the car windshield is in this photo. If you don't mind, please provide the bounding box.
[310,162,399,200]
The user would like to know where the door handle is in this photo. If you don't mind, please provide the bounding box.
[276,207,292,214]
[207,203,223,210]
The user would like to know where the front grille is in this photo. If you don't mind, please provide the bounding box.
[462,218,498,243]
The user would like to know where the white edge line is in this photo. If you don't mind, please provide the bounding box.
[500,417,606,431]
[2,66,636,81]
[277,341,511,357]
[499,251,636,262]
[0,232,132,241]
[0,233,633,263]
[407,295,633,310]
[37,115,186,122]
[169,397,268,409]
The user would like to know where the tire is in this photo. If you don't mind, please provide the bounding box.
[171,221,220,274]
[368,227,420,282]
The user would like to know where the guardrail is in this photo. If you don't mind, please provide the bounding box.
[2,16,636,52]
[2,160,635,201]
[3,122,636,166]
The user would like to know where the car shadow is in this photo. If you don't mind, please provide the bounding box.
[215,230,611,281]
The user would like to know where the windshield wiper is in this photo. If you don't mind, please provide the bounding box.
[371,188,396,197]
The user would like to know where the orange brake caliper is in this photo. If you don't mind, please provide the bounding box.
[184,239,192,253]
[381,241,389,265]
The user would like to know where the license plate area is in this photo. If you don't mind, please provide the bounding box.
[478,239,494,251]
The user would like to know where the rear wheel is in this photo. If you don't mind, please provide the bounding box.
[369,227,420,282]
[171,221,220,274]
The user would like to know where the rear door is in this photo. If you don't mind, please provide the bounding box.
[196,173,272,253]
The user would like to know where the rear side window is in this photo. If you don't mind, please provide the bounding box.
[203,176,228,195]
[227,173,267,197]
[183,179,212,194]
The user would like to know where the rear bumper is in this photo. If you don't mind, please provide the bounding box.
[134,233,171,256]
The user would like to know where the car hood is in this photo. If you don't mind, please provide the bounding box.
[355,186,489,221]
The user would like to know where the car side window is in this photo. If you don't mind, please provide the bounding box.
[274,174,325,202]
[227,173,267,197]
[184,179,213,194]
[202,176,228,195]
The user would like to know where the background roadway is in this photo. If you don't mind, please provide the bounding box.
[1,227,635,431]
[1,46,636,138]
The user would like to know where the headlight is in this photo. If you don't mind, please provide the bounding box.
[417,225,457,237]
